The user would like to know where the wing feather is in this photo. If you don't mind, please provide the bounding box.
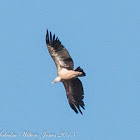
[46,30,74,72]
[62,78,85,114]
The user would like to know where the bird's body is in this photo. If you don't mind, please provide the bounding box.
[58,69,82,80]
[46,30,86,114]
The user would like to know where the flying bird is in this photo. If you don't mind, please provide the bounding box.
[46,30,86,114]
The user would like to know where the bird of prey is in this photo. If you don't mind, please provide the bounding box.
[46,30,86,114]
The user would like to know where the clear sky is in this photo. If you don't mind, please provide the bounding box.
[0,0,140,140]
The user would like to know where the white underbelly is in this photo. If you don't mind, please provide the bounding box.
[58,69,79,80]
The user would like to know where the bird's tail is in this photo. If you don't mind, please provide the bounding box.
[74,67,86,76]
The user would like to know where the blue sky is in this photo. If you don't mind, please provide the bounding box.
[0,0,140,139]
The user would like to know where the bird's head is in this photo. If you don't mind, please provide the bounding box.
[52,76,61,84]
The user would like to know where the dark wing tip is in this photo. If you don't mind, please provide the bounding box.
[69,103,78,114]
[50,31,52,41]
[69,102,85,115]
[81,105,85,110]
[76,105,83,115]
[46,29,49,44]
[53,34,55,41]
[46,30,56,45]
[46,30,64,51]
[75,103,85,115]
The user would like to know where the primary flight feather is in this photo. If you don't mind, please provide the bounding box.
[46,30,86,114]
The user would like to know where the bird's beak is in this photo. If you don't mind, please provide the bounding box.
[52,82,54,84]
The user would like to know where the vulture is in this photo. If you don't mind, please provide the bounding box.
[46,30,86,114]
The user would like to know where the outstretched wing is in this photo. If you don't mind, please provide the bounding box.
[46,30,74,73]
[62,78,85,114]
